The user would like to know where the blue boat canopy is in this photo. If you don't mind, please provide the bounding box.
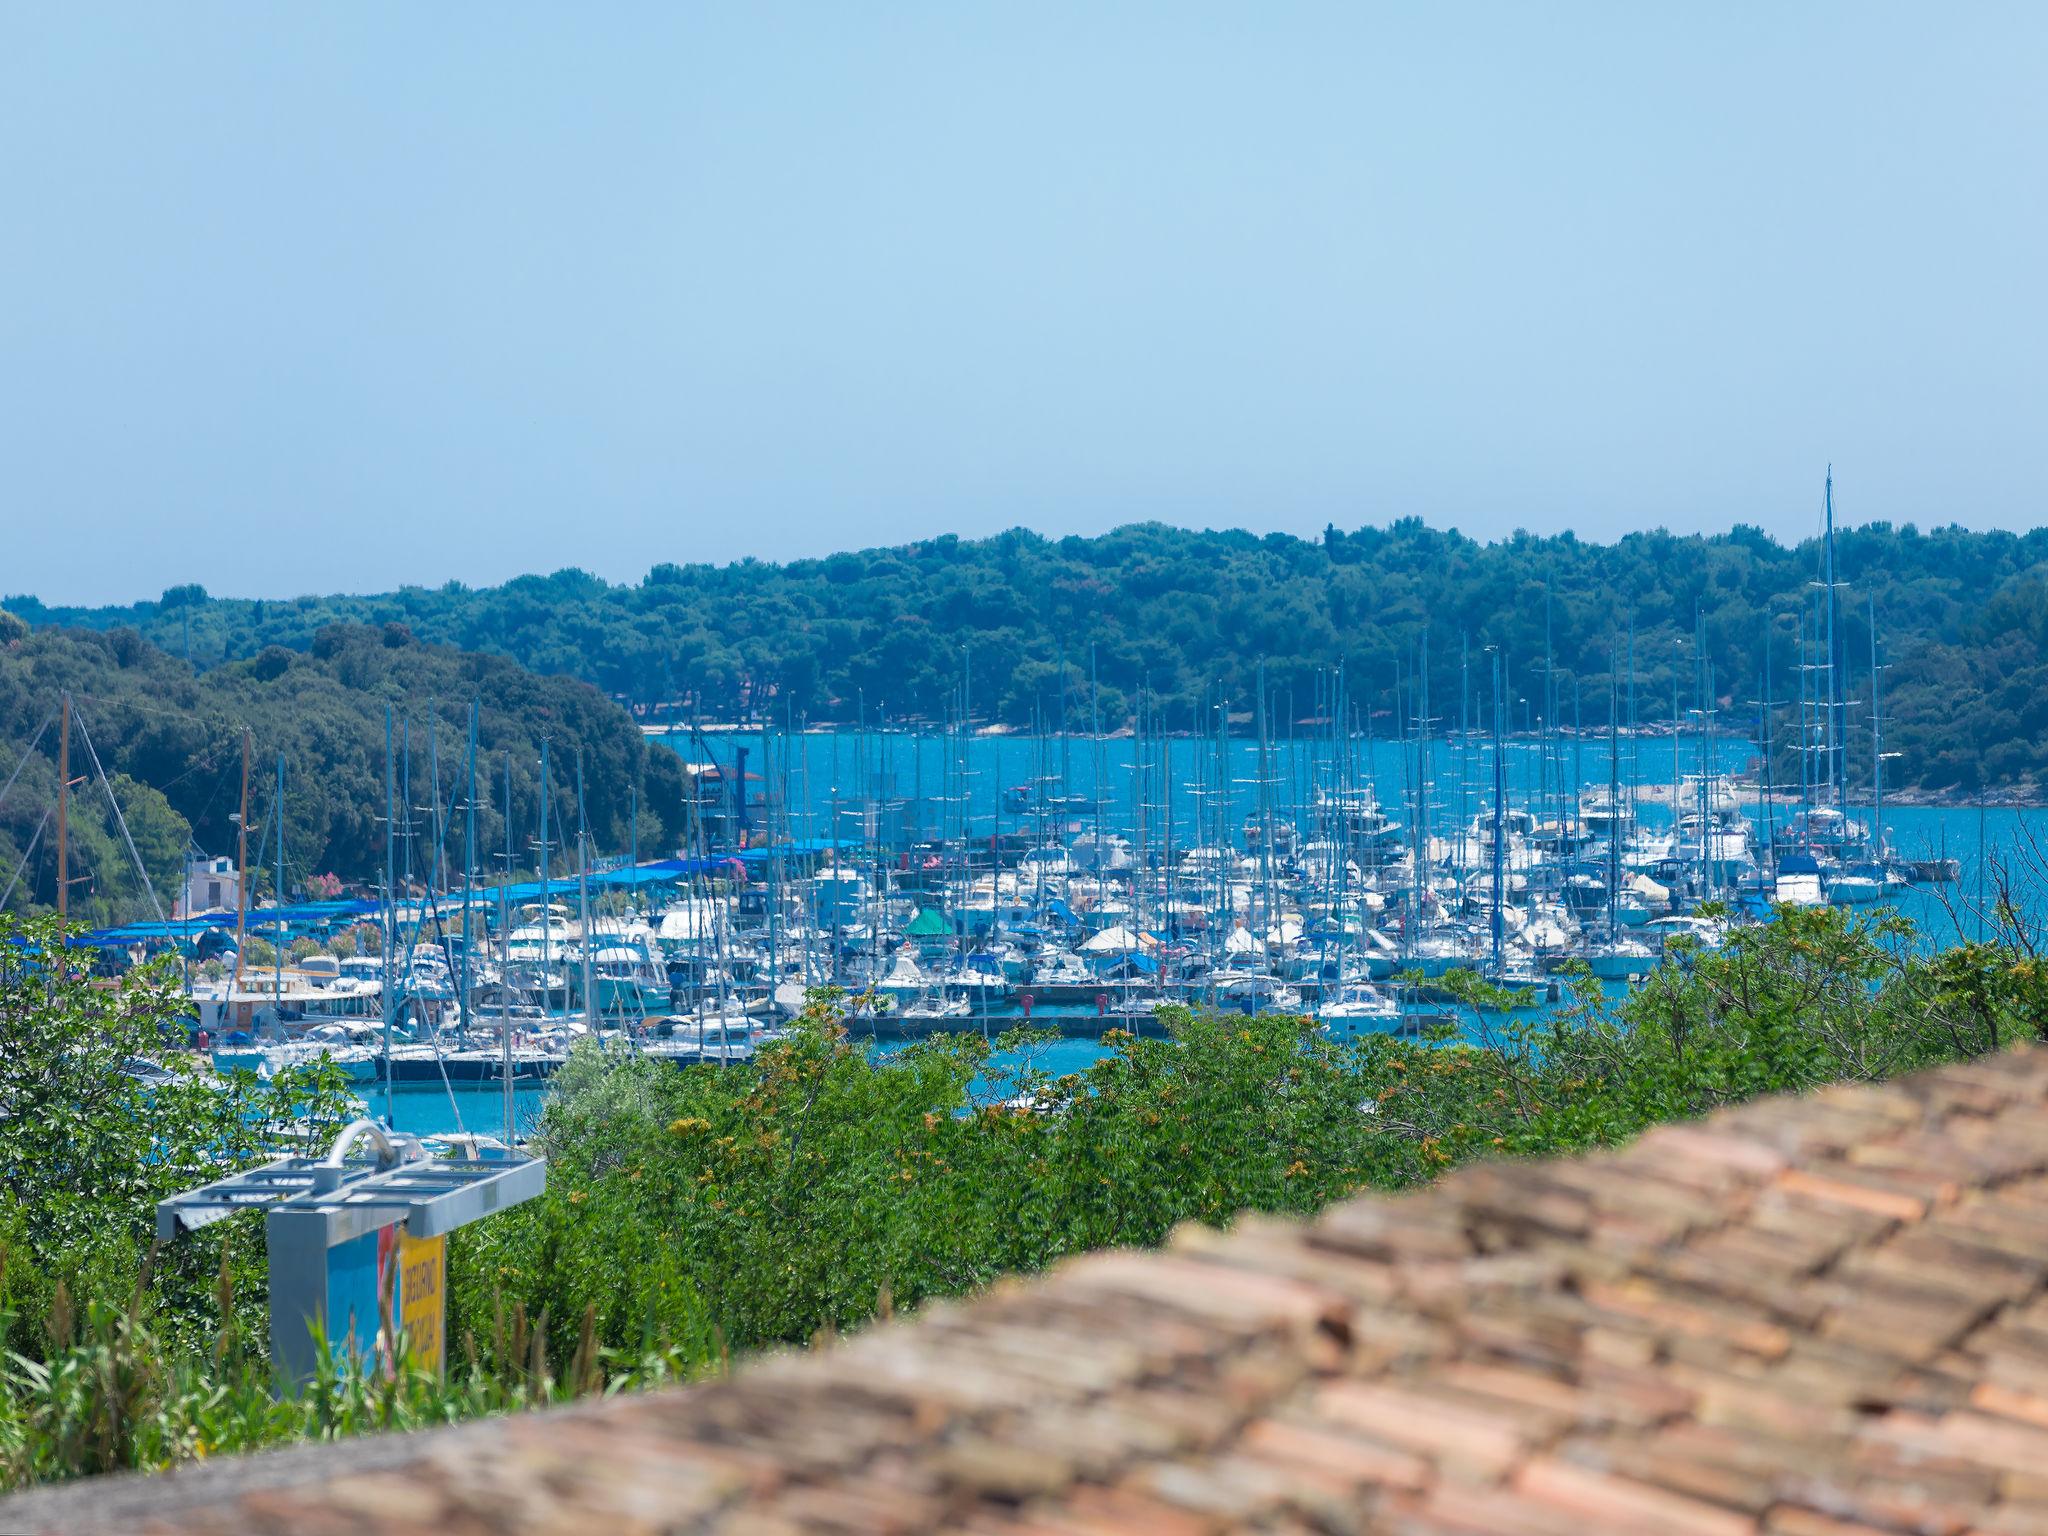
[79,845,855,951]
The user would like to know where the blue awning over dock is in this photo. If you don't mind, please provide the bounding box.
[77,844,849,948]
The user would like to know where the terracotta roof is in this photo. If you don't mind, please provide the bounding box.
[22,1047,2048,1534]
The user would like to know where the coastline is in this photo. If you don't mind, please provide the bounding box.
[1629,780,2045,810]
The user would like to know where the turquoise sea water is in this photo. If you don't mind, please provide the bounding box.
[381,1035,1106,1139]
[381,1081,552,1141]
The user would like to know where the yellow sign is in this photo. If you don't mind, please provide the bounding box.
[396,1231,446,1373]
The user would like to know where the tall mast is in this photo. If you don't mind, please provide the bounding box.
[501,752,514,1142]
[1822,467,1841,803]
[1797,612,1812,844]
[1696,612,1711,900]
[1256,659,1273,948]
[1458,636,1470,876]
[1490,648,1505,976]
[401,720,414,907]
[1415,628,1431,932]
[1626,621,1638,826]
[538,738,553,999]
[1541,582,1553,837]
[1090,645,1105,911]
[381,710,396,1125]
[576,752,595,1035]
[1607,648,1620,932]
[1670,654,1681,871]
[231,726,251,988]
[1869,593,1885,860]
[763,714,780,1020]
[273,751,285,1008]
[427,719,447,898]
[461,701,478,1054]
[1572,674,1583,848]
[1760,625,1776,871]
[55,694,71,922]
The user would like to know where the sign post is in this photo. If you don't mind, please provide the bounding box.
[159,1119,544,1385]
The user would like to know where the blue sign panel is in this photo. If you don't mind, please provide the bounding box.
[324,1225,394,1367]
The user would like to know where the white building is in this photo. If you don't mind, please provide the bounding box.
[176,855,240,919]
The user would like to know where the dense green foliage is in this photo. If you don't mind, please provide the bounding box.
[1,902,2044,1489]
[0,624,689,922]
[13,519,2048,791]
[0,913,698,1484]
[0,914,357,1363]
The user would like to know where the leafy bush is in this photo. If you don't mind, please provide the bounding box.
[0,915,357,1352]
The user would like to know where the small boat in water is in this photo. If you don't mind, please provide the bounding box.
[1581,930,1658,980]
[1317,983,1399,1025]
[1773,852,1826,907]
[581,938,670,1015]
[1829,861,1886,906]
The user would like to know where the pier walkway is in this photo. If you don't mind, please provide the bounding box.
[19,1049,2048,1533]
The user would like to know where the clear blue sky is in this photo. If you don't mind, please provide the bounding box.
[4,4,2044,605]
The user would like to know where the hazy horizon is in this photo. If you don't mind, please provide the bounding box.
[6,4,2045,605]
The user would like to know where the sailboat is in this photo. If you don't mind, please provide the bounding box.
[1582,658,1658,981]
[1833,592,1897,905]
[1318,981,1399,1025]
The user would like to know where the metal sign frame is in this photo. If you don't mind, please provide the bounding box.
[158,1120,545,1383]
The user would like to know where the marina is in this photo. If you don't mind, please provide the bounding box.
[81,683,2040,1146]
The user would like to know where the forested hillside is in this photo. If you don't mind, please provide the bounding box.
[0,619,687,925]
[11,517,2048,793]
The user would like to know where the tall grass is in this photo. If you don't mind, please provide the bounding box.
[0,1246,715,1489]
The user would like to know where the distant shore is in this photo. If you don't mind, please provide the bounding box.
[1630,781,2045,811]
